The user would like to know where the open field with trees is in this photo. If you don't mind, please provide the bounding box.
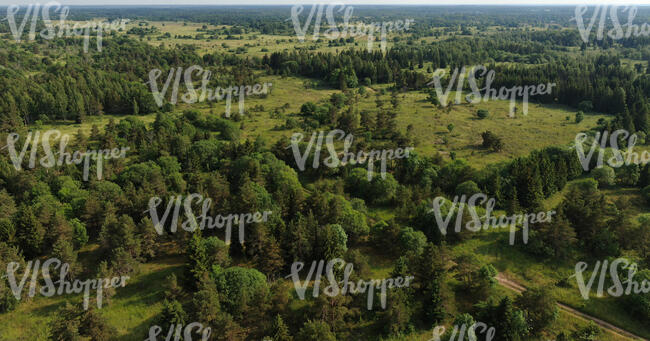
[0,4,649,341]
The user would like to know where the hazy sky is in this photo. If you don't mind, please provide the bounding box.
[1,0,648,7]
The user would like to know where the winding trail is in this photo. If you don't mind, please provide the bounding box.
[495,273,648,341]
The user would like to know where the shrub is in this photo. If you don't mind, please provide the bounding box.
[642,185,650,204]
[455,180,480,197]
[481,131,503,152]
[591,166,615,187]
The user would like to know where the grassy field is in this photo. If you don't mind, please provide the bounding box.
[0,250,185,341]
[122,20,413,57]
[38,74,608,173]
[357,87,608,168]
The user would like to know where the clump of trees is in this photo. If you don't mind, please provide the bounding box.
[481,130,503,152]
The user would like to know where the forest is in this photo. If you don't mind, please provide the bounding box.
[0,4,649,341]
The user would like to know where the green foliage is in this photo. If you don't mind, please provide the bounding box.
[70,218,88,249]
[272,315,293,341]
[643,185,650,204]
[624,269,650,323]
[427,89,440,106]
[297,320,336,341]
[578,101,593,113]
[481,130,504,152]
[0,243,22,314]
[591,166,615,187]
[48,303,82,341]
[562,179,619,257]
[203,236,231,268]
[192,274,223,326]
[528,210,576,260]
[415,244,447,324]
[516,287,558,334]
[616,163,640,186]
[323,224,348,259]
[398,226,427,256]
[381,288,414,336]
[571,321,601,341]
[15,205,45,258]
[2,11,650,340]
[213,266,269,318]
[476,296,529,341]
[49,303,115,341]
[455,180,480,197]
[345,168,398,205]
[0,219,15,245]
[159,299,187,330]
[300,102,317,116]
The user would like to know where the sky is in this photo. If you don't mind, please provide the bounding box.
[0,0,649,7]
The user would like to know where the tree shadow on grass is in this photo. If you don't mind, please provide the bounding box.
[113,315,158,341]
[31,300,68,318]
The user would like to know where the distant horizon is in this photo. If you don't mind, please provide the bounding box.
[1,0,650,7]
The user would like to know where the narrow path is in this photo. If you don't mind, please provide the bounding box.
[495,273,648,341]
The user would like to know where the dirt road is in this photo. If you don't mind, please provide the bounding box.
[495,273,648,341]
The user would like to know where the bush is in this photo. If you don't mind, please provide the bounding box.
[616,164,640,186]
[591,166,615,187]
[481,131,503,152]
[398,227,427,255]
[476,109,489,119]
[455,180,480,197]
[575,111,584,123]
[297,320,336,341]
[643,185,650,204]
[213,266,269,318]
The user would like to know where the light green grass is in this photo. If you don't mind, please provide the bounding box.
[0,253,185,341]
[357,88,608,168]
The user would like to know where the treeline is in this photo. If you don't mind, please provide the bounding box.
[0,35,266,131]
[262,37,649,133]
[0,6,588,35]
[485,55,649,133]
